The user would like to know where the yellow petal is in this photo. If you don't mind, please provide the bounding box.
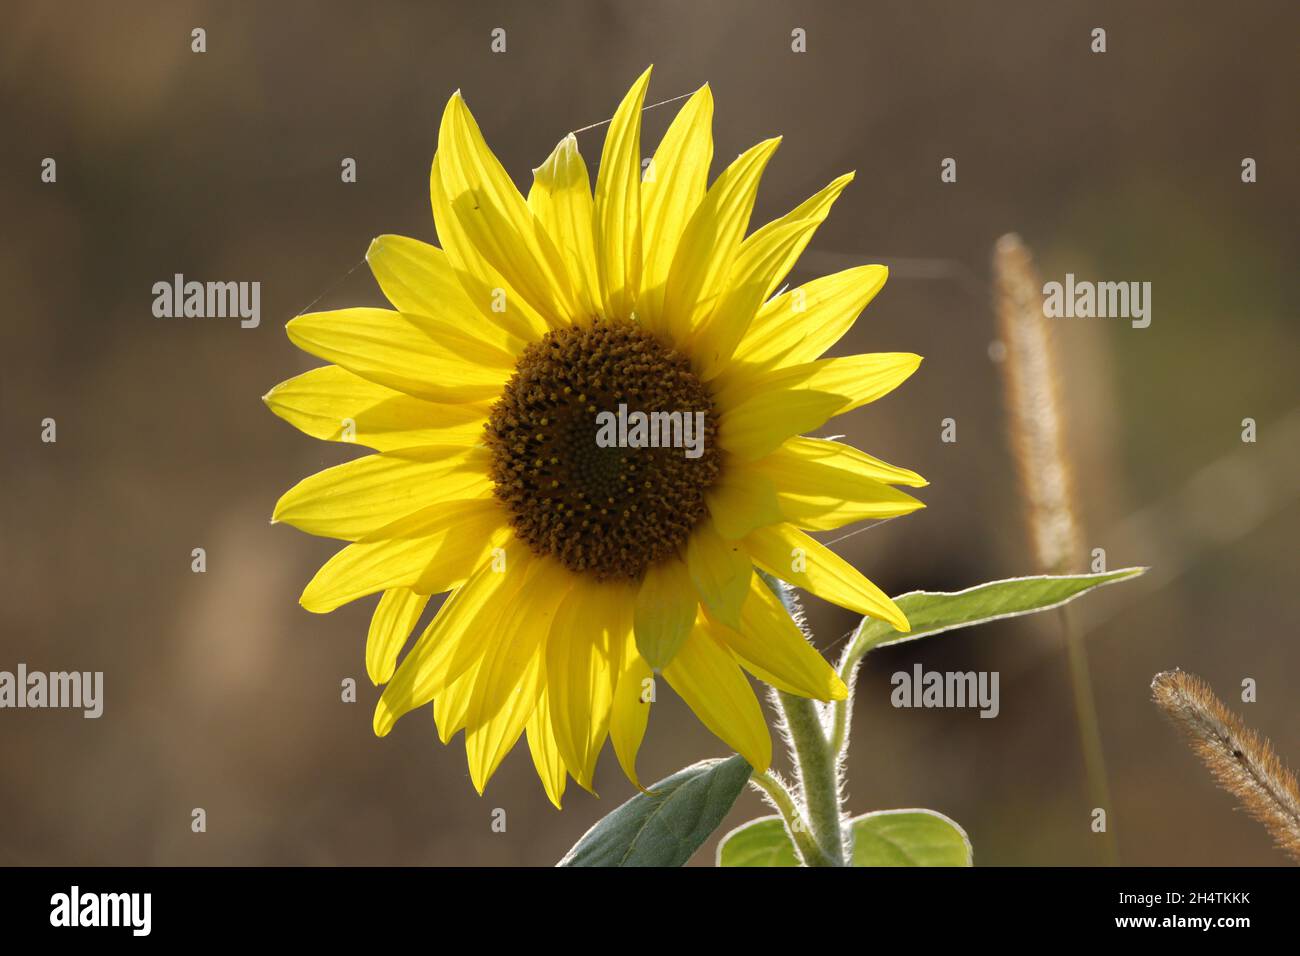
[816,353,922,415]
[593,66,652,320]
[609,628,654,788]
[774,435,928,487]
[300,498,506,613]
[684,520,752,629]
[431,151,550,343]
[410,506,515,595]
[375,542,530,737]
[663,619,771,771]
[465,559,573,793]
[525,690,568,809]
[633,556,698,669]
[707,581,847,701]
[705,462,784,540]
[745,524,909,631]
[300,534,439,614]
[365,234,526,356]
[285,307,510,403]
[693,172,856,379]
[692,219,818,379]
[263,365,489,452]
[661,137,781,343]
[528,135,599,318]
[754,440,925,531]
[366,588,430,685]
[735,171,855,305]
[434,654,482,745]
[638,84,713,331]
[545,579,631,790]
[273,446,491,541]
[719,353,922,417]
[733,264,888,369]
[466,648,542,795]
[717,387,846,461]
[437,94,580,327]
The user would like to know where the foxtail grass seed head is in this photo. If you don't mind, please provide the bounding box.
[1152,669,1300,863]
[993,233,1081,573]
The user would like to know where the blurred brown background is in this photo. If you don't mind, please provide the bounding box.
[2,0,1297,866]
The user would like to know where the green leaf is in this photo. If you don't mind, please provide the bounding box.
[557,755,752,867]
[716,816,800,867]
[850,810,973,866]
[847,568,1146,663]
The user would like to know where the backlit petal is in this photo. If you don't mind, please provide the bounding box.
[705,461,784,540]
[685,520,752,629]
[546,579,630,790]
[753,438,926,531]
[717,387,846,461]
[732,264,888,369]
[528,135,599,318]
[438,94,581,327]
[735,171,855,304]
[273,446,491,541]
[609,629,654,788]
[593,66,651,320]
[717,352,922,417]
[366,234,526,356]
[663,618,771,771]
[745,524,909,631]
[708,578,846,700]
[465,559,573,792]
[638,84,713,331]
[430,151,550,342]
[632,556,698,669]
[285,307,510,403]
[525,690,568,809]
[661,137,781,343]
[366,588,430,685]
[300,498,506,613]
[374,542,531,737]
[263,365,489,452]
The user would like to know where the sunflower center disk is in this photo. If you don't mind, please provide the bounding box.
[486,320,721,580]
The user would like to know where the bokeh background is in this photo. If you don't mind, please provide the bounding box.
[2,0,1296,866]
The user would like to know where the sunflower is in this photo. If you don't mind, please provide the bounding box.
[265,67,926,807]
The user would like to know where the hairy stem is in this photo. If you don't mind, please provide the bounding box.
[777,690,846,865]
[759,571,848,866]
[830,619,870,758]
[749,770,833,867]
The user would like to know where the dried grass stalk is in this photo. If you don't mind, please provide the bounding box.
[1152,669,1300,862]
[992,233,1080,572]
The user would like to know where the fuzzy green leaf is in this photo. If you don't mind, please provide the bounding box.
[850,810,973,866]
[557,755,752,867]
[716,816,800,867]
[847,568,1146,662]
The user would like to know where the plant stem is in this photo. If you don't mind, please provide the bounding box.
[758,571,848,866]
[829,619,870,758]
[1059,605,1119,865]
[776,690,847,865]
[829,695,850,759]
[749,770,833,867]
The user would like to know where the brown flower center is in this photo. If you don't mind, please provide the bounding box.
[485,320,721,580]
